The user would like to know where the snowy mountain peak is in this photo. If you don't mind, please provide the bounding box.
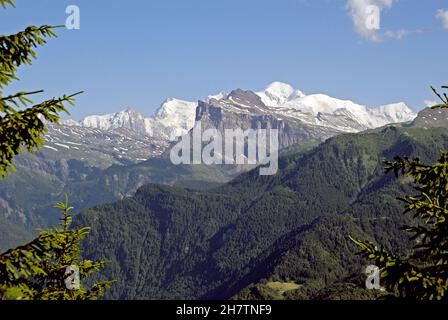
[151,98,198,140]
[256,81,305,107]
[265,81,296,94]
[287,94,361,116]
[80,108,146,133]
[155,98,197,124]
[372,102,415,123]
[206,92,228,102]
[73,81,417,142]
[157,98,195,113]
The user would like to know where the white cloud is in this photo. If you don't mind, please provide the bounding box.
[424,100,437,108]
[346,0,395,42]
[436,9,448,29]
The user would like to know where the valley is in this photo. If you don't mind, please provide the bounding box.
[72,108,448,299]
[2,0,447,304]
[0,82,434,300]
[0,82,417,252]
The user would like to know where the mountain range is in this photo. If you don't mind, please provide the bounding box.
[73,108,448,300]
[64,82,416,143]
[29,82,417,172]
[0,82,421,284]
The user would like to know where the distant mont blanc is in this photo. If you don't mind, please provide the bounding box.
[62,82,417,143]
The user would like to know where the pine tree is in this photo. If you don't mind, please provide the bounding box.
[350,85,448,300]
[0,196,112,300]
[0,1,112,300]
[0,0,81,177]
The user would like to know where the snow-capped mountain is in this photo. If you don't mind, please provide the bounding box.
[256,81,305,107]
[192,84,417,152]
[69,81,416,143]
[206,92,227,102]
[41,122,169,168]
[371,102,416,124]
[204,82,416,134]
[150,98,197,140]
[252,82,416,131]
[76,99,197,141]
[0,83,421,234]
[270,92,416,131]
[80,108,147,134]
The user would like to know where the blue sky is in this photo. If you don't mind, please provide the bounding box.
[1,0,447,120]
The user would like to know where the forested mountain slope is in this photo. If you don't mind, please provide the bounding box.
[75,114,448,299]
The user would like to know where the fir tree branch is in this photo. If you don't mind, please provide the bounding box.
[0,0,14,9]
[0,90,44,101]
[0,90,44,112]
[0,91,83,177]
[0,25,62,89]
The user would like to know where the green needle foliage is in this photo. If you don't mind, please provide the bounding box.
[0,1,111,300]
[0,0,81,177]
[0,0,14,8]
[0,196,112,300]
[350,85,448,300]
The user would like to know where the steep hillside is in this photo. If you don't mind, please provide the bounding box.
[75,124,448,299]
[0,134,318,251]
[0,156,233,252]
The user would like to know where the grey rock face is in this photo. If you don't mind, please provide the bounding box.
[194,90,343,151]
[409,107,448,129]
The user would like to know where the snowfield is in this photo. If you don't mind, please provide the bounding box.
[68,81,417,140]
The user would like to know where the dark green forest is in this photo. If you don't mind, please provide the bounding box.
[75,112,448,299]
